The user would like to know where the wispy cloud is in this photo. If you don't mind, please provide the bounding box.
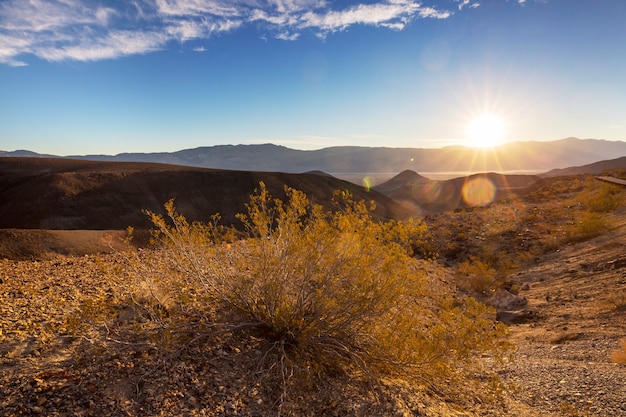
[0,0,457,66]
[456,0,480,10]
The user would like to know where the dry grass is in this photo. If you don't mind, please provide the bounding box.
[611,338,626,364]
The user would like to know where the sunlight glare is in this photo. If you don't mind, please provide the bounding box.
[462,177,496,207]
[466,113,506,148]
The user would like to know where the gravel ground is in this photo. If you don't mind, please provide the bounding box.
[1,230,625,416]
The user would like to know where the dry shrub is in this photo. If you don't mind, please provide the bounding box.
[578,182,624,213]
[456,256,500,295]
[611,338,626,365]
[566,212,610,242]
[119,183,510,408]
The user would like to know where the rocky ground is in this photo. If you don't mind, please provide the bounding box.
[1,218,625,416]
[502,227,626,416]
[0,251,504,417]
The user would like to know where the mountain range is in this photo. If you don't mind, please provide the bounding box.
[3,137,626,231]
[4,138,626,181]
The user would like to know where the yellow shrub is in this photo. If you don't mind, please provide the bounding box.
[456,257,500,295]
[611,338,626,364]
[578,182,624,213]
[566,212,610,242]
[125,183,510,406]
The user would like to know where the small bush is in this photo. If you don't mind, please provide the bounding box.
[578,183,624,213]
[122,183,510,408]
[456,256,500,295]
[566,212,610,242]
[611,338,626,364]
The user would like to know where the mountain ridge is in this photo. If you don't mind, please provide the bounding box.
[4,138,626,179]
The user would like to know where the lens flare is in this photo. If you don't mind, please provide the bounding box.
[462,177,496,207]
[362,176,375,191]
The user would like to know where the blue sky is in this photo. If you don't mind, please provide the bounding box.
[1,0,625,155]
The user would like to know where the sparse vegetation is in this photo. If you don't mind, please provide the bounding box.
[5,161,626,416]
[565,180,624,242]
[105,183,511,412]
[578,182,624,213]
[455,256,500,295]
[601,168,626,181]
[611,338,626,365]
[425,175,626,275]
[566,212,611,242]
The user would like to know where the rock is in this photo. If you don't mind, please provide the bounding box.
[496,309,534,324]
[488,289,528,310]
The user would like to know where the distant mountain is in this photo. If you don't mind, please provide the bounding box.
[541,156,626,177]
[0,149,58,158]
[0,157,413,230]
[374,171,541,214]
[5,138,626,179]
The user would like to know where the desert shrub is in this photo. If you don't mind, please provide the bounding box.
[566,212,610,242]
[120,183,510,408]
[455,256,500,295]
[611,338,626,364]
[578,182,624,213]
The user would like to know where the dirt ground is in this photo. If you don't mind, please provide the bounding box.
[0,222,625,416]
[502,221,626,416]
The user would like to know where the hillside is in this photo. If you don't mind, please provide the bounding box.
[0,157,413,231]
[1,173,625,416]
[542,155,626,177]
[374,170,540,214]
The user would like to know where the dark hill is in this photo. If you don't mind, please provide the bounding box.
[375,171,540,214]
[0,158,413,230]
[372,170,430,195]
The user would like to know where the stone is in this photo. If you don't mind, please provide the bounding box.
[488,289,528,310]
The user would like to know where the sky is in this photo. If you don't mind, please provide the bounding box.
[1,0,625,155]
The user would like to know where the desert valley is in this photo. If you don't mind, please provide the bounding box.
[4,0,626,414]
[1,141,626,417]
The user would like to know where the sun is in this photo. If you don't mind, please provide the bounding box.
[466,113,506,148]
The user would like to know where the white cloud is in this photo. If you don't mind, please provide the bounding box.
[166,19,205,41]
[455,0,480,10]
[0,0,456,65]
[155,0,240,17]
[299,3,418,31]
[34,30,168,62]
[276,32,300,41]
